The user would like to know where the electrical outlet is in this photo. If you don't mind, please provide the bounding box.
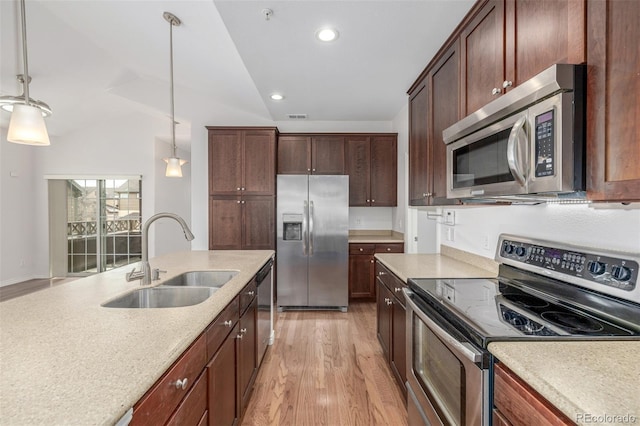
[482,235,490,250]
[444,209,456,226]
[446,227,455,242]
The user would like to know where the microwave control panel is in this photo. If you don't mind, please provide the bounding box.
[534,110,555,178]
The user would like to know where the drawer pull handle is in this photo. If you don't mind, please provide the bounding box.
[395,287,402,293]
[246,291,255,296]
[359,248,364,252]
[378,271,386,276]
[237,334,244,340]
[386,300,393,306]
[240,328,247,334]
[223,320,233,327]
[174,378,188,390]
[387,248,391,251]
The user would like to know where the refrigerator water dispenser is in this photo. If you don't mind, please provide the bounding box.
[282,214,303,240]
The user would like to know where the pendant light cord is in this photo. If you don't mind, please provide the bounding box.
[19,0,30,106]
[168,14,177,158]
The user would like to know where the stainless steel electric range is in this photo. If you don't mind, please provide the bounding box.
[404,234,640,426]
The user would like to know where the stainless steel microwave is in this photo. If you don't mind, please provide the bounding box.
[443,64,586,201]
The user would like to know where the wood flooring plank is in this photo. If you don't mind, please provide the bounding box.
[241,302,408,426]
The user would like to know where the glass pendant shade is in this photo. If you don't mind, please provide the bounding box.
[7,104,50,145]
[164,156,187,177]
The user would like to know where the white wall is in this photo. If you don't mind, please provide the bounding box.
[435,204,640,258]
[349,207,393,230]
[391,103,409,239]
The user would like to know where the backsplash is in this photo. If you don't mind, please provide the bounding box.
[349,207,393,230]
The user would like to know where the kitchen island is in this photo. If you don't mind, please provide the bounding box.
[0,250,273,425]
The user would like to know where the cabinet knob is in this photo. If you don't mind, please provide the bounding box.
[307,168,311,172]
[174,378,188,390]
[502,80,513,89]
[370,259,374,263]
[223,320,233,327]
[241,200,245,204]
[378,271,386,276]
[237,334,244,339]
[359,248,364,252]
[236,187,241,191]
[241,187,245,191]
[237,200,241,204]
[386,300,393,306]
[395,287,402,293]
[387,247,391,251]
[366,199,370,203]
[384,298,390,303]
[491,87,502,96]
[422,192,432,198]
[312,168,316,172]
[371,199,375,203]
[247,290,255,296]
[240,328,247,334]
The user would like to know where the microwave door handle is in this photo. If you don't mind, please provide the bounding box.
[507,115,528,186]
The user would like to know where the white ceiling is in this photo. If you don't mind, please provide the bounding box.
[0,0,474,148]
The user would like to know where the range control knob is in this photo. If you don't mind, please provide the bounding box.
[611,265,632,281]
[587,261,606,276]
[504,244,514,254]
[515,246,527,257]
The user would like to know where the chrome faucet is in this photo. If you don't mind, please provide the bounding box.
[126,212,195,285]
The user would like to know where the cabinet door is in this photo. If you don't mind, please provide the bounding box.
[376,279,392,362]
[242,196,275,250]
[349,254,375,300]
[243,130,276,195]
[505,0,585,90]
[370,135,397,206]
[311,136,345,174]
[390,297,407,399]
[209,197,242,250]
[278,135,311,174]
[461,0,505,115]
[238,297,258,414]
[208,325,239,426]
[408,81,431,206]
[586,0,640,202]
[345,136,371,206]
[430,42,461,206]
[209,129,243,195]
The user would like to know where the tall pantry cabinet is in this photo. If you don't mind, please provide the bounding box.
[207,127,277,250]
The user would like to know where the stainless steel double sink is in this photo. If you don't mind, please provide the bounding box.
[102,270,239,309]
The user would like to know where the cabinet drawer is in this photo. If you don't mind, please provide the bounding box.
[375,262,406,297]
[375,243,404,253]
[132,335,207,426]
[239,280,257,315]
[494,363,573,426]
[166,371,207,426]
[350,244,376,255]
[206,297,239,358]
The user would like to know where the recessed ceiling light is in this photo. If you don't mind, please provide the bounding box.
[316,28,339,42]
[270,93,284,101]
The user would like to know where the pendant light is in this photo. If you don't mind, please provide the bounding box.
[1,0,51,145]
[162,12,187,177]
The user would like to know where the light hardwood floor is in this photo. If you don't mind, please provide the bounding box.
[242,302,408,426]
[0,278,77,302]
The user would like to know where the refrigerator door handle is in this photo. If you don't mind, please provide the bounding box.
[302,200,309,255]
[309,200,315,256]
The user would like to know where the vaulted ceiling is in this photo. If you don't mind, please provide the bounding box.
[0,0,474,148]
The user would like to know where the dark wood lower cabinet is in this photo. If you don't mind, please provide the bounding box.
[493,362,574,425]
[349,243,404,301]
[132,280,261,426]
[375,261,407,400]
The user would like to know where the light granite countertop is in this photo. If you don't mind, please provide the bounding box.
[0,250,274,426]
[348,230,404,244]
[489,341,640,425]
[374,245,499,282]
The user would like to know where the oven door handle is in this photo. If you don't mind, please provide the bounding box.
[403,288,482,363]
[507,115,528,187]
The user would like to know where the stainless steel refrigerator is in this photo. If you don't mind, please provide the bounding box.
[277,175,349,311]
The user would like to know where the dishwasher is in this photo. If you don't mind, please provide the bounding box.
[256,257,274,366]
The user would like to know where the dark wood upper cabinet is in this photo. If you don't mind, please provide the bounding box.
[277,135,311,174]
[430,41,461,206]
[312,136,345,174]
[345,135,397,206]
[586,0,640,202]
[345,136,371,206]
[460,0,505,116]
[208,127,277,196]
[370,135,397,206]
[408,80,430,206]
[505,0,586,90]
